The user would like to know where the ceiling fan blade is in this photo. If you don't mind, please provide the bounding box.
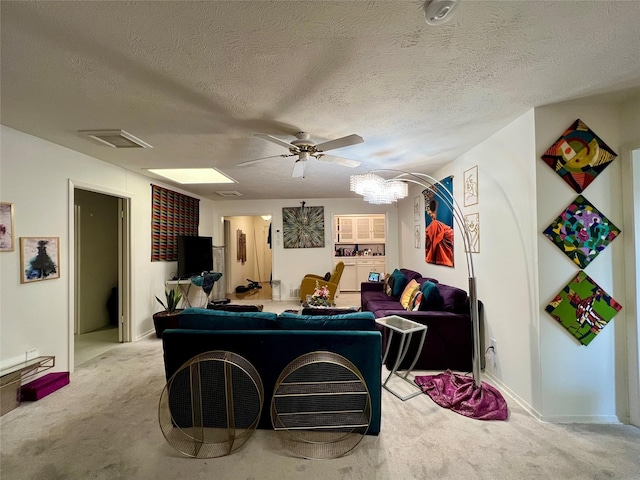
[292,160,305,178]
[315,134,364,152]
[254,133,298,151]
[316,154,361,168]
[237,154,290,167]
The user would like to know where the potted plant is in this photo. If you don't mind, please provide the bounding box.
[152,286,184,338]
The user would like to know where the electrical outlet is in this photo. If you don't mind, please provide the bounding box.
[26,348,38,361]
[489,338,497,370]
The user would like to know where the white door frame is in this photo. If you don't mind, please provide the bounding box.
[622,145,640,427]
[68,180,132,372]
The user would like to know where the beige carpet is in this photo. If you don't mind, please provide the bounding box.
[2,299,640,479]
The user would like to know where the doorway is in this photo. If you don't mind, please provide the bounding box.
[223,215,273,299]
[627,146,640,427]
[70,183,131,370]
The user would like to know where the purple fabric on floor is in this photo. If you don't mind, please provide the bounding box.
[414,370,508,421]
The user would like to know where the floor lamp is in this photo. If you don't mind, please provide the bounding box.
[350,170,507,420]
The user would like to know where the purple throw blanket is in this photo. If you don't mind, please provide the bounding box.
[414,370,508,421]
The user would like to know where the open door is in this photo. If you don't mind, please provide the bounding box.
[69,182,131,371]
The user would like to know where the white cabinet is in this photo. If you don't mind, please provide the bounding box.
[337,258,357,291]
[336,217,355,242]
[355,217,372,241]
[335,215,385,243]
[356,258,386,289]
[371,216,386,242]
[335,257,385,292]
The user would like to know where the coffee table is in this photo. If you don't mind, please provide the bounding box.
[375,315,428,401]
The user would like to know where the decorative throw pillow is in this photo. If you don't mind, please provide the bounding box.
[383,274,395,297]
[408,290,423,311]
[323,271,332,281]
[400,279,420,309]
[420,280,444,311]
[390,269,408,297]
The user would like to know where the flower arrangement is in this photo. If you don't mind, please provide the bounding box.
[307,280,334,307]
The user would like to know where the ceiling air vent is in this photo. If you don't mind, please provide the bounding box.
[79,129,152,148]
[216,191,243,197]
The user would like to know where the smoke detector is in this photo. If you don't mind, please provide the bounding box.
[423,0,459,26]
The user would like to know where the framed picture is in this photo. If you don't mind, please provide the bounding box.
[423,176,454,267]
[20,237,60,283]
[413,196,420,222]
[282,205,325,249]
[368,272,380,282]
[0,202,15,252]
[464,213,480,253]
[414,224,421,249]
[464,165,478,207]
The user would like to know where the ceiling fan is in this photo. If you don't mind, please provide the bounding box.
[238,131,364,178]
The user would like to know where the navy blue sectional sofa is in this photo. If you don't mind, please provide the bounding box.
[161,308,382,435]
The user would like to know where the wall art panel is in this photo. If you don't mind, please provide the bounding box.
[545,271,622,346]
[283,205,325,249]
[543,195,620,268]
[423,176,454,267]
[541,119,617,193]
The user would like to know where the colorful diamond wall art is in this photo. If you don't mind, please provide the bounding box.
[543,195,620,268]
[542,119,617,193]
[545,271,622,346]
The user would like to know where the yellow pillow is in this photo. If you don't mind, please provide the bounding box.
[399,279,420,309]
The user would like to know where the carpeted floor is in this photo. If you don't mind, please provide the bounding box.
[2,298,640,479]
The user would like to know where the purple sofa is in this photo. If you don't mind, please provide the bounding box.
[361,268,477,372]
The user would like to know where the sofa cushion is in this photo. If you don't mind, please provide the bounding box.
[366,299,403,315]
[400,279,420,309]
[277,311,376,331]
[420,280,444,311]
[206,303,263,312]
[178,308,277,330]
[408,290,423,311]
[437,284,468,312]
[390,269,408,297]
[400,269,422,283]
[383,273,394,297]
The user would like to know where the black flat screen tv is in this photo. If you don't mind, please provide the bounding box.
[177,235,213,279]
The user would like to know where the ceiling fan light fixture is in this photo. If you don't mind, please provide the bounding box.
[423,0,459,26]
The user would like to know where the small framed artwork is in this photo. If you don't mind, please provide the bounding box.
[414,224,421,249]
[464,165,478,207]
[413,196,420,221]
[368,272,381,282]
[20,237,60,283]
[0,202,15,252]
[464,213,480,253]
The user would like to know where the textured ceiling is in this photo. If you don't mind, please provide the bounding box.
[2,1,639,201]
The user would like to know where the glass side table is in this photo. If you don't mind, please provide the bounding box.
[375,315,428,401]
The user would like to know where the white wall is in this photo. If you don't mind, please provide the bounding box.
[213,200,399,300]
[0,125,216,372]
[398,110,540,411]
[535,104,627,423]
[397,100,638,423]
